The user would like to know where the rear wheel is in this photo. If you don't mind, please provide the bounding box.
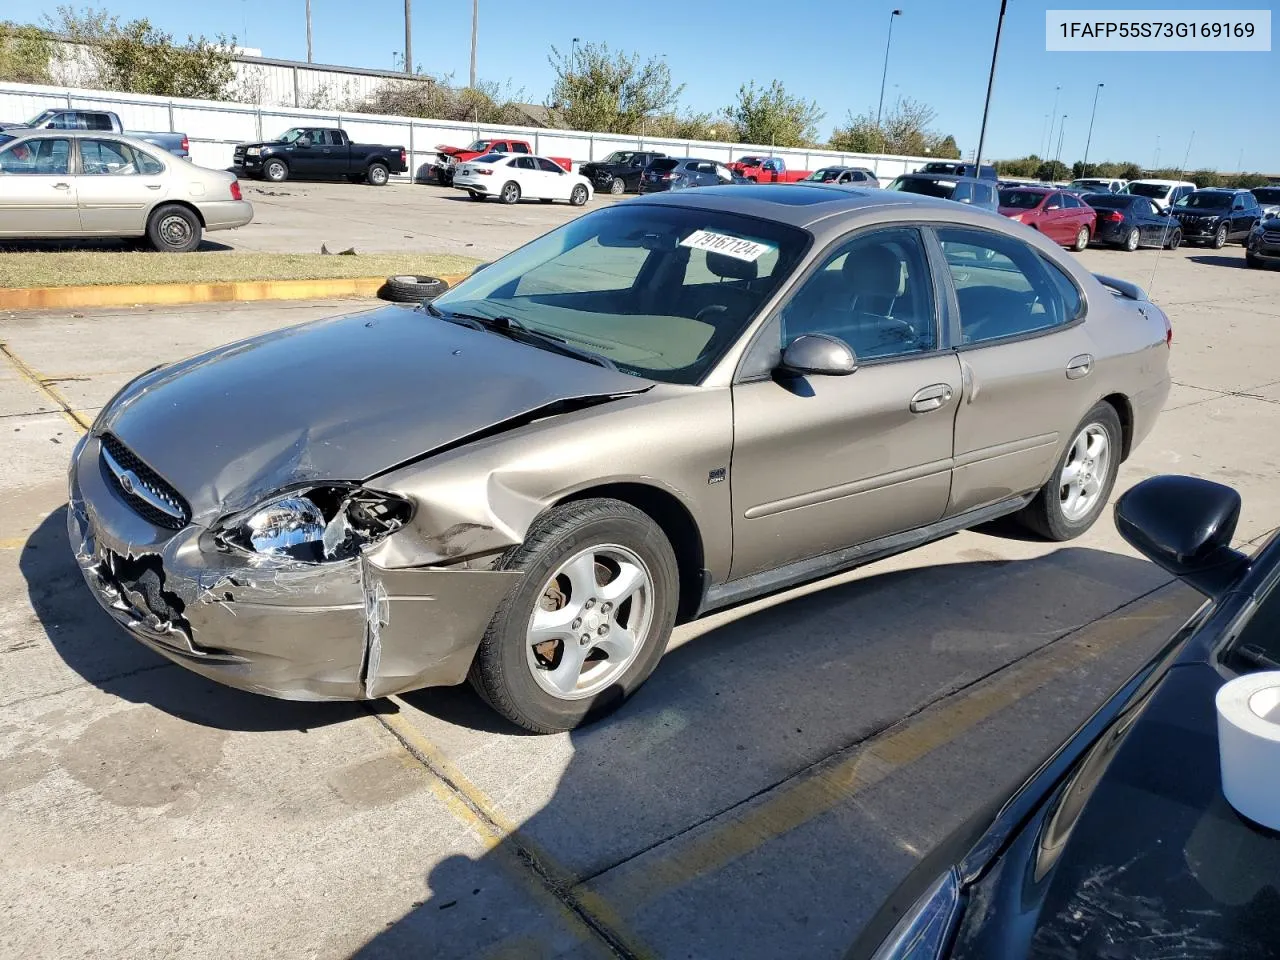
[469,499,679,732]
[1072,226,1090,251]
[146,204,202,253]
[570,184,589,206]
[263,158,288,183]
[1123,228,1140,252]
[500,181,520,204]
[609,178,626,195]
[1018,402,1122,541]
[367,162,389,186]
[1212,223,1228,249]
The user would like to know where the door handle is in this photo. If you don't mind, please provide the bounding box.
[146,184,162,190]
[52,182,70,190]
[909,383,954,413]
[1066,354,1093,379]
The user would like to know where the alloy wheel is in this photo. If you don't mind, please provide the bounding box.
[1059,424,1110,522]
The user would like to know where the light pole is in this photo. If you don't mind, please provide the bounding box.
[469,0,479,87]
[876,9,902,128]
[973,0,1008,179]
[1054,114,1067,175]
[404,0,413,74]
[1044,84,1060,157]
[1153,135,1161,169]
[305,0,313,63]
[1080,82,1103,176]
[571,37,580,67]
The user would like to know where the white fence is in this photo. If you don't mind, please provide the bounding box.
[0,80,940,185]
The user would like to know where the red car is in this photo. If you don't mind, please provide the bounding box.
[997,186,1096,251]
[727,156,810,183]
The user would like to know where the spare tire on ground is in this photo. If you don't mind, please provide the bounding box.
[378,275,450,303]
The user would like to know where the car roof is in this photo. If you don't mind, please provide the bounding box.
[895,173,991,185]
[1001,185,1053,193]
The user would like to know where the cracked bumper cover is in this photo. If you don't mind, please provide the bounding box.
[67,434,521,701]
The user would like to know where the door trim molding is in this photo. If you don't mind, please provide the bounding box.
[742,457,954,520]
[698,492,1035,616]
[953,432,1057,469]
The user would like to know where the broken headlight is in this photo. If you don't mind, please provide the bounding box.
[215,485,413,563]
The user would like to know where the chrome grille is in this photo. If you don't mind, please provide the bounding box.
[99,434,190,530]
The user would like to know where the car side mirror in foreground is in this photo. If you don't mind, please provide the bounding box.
[779,334,857,377]
[1114,475,1249,598]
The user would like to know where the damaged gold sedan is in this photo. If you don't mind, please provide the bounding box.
[69,186,1171,731]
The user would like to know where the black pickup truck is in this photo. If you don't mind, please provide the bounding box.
[578,150,667,194]
[233,127,408,185]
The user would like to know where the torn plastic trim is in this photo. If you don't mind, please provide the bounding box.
[362,389,651,483]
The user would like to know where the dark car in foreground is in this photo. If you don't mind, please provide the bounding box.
[637,156,738,192]
[67,186,1170,732]
[1246,213,1280,269]
[887,174,998,212]
[848,474,1280,960]
[1081,193,1181,251]
[578,150,666,195]
[232,127,408,185]
[1170,188,1262,249]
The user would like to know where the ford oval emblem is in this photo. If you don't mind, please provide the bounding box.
[119,472,136,495]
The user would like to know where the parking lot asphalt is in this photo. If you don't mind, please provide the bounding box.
[2,239,1279,959]
[224,179,626,261]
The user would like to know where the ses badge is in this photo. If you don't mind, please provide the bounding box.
[679,230,774,262]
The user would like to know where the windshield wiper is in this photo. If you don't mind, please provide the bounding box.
[429,304,617,370]
[1235,643,1280,670]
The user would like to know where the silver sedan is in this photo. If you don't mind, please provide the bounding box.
[0,130,252,251]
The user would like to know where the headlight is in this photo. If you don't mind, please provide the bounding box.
[869,868,963,960]
[246,147,261,156]
[216,485,413,563]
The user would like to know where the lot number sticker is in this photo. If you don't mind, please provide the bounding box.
[680,230,774,262]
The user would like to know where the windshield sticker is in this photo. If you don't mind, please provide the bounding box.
[680,230,774,262]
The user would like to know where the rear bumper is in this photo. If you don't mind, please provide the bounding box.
[1092,222,1129,244]
[199,199,254,230]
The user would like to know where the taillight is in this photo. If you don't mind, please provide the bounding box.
[230,180,242,200]
[477,168,493,176]
[1164,314,1173,347]
[1103,210,1124,222]
[399,149,406,164]
[180,135,189,153]
[662,173,676,180]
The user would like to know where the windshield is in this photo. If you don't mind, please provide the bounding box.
[649,158,679,172]
[889,176,955,200]
[467,140,493,151]
[602,152,637,164]
[737,157,765,166]
[1175,192,1231,210]
[999,189,1046,209]
[1124,182,1173,199]
[26,109,58,126]
[1084,194,1132,209]
[428,204,810,385]
[1251,188,1280,205]
[803,168,843,182]
[921,163,960,174]
[278,128,307,143]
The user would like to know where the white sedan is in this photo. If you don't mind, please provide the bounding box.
[452,153,593,206]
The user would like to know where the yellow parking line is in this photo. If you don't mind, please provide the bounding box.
[0,537,28,550]
[582,586,1194,909]
[0,342,91,433]
[375,707,659,960]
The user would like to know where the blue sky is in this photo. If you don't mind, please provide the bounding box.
[25,0,1278,170]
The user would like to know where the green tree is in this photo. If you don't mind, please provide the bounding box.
[645,112,736,142]
[545,41,682,134]
[727,80,823,148]
[0,22,54,83]
[1188,168,1220,188]
[828,99,958,157]
[48,6,236,99]
[350,76,528,125]
[1036,160,1069,182]
[828,115,883,153]
[930,134,961,159]
[1235,172,1270,188]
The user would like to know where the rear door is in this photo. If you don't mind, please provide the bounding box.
[935,225,1097,516]
[0,137,80,235]
[74,138,168,233]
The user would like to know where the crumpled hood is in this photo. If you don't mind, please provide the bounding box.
[96,306,648,519]
[235,141,277,150]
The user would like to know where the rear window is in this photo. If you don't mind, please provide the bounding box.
[1084,194,1132,209]
[890,177,956,200]
[1125,182,1173,199]
[471,153,506,164]
[649,158,679,172]
[999,189,1046,209]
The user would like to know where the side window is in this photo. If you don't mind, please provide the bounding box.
[491,142,508,154]
[514,156,536,170]
[0,138,71,174]
[511,142,529,154]
[952,181,973,204]
[79,139,142,175]
[88,113,114,131]
[975,184,994,206]
[535,157,562,173]
[938,226,1070,345]
[47,112,74,130]
[780,227,938,362]
[1040,257,1084,321]
[1135,199,1154,217]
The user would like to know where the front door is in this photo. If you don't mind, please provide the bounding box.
[1040,192,1070,243]
[535,156,572,198]
[729,227,960,579]
[0,137,79,235]
[288,129,326,176]
[934,225,1097,516]
[74,138,168,233]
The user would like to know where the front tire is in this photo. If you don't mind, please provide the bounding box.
[1072,226,1090,252]
[146,204,202,253]
[263,158,288,183]
[1165,229,1182,250]
[570,184,589,206]
[1212,223,1228,249]
[367,162,389,186]
[469,499,679,733]
[500,181,521,204]
[1246,252,1263,269]
[1018,402,1123,541]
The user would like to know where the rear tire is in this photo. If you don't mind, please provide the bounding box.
[468,499,679,733]
[570,184,589,207]
[378,275,449,303]
[500,181,521,204]
[367,162,389,186]
[609,178,626,195]
[146,204,202,253]
[1018,402,1123,541]
[263,158,288,183]
[1123,228,1140,252]
[1072,226,1089,251]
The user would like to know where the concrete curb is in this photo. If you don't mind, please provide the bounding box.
[0,273,474,311]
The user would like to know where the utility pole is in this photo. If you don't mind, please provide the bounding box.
[404,0,413,74]
[973,0,1008,179]
[1054,115,1067,174]
[1044,84,1060,157]
[305,0,313,63]
[1081,82,1103,176]
[876,10,902,127]
[470,0,479,87]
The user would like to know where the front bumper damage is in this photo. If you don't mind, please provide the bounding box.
[68,434,520,701]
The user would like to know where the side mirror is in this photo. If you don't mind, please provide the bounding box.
[1114,475,1249,598]
[779,334,856,377]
